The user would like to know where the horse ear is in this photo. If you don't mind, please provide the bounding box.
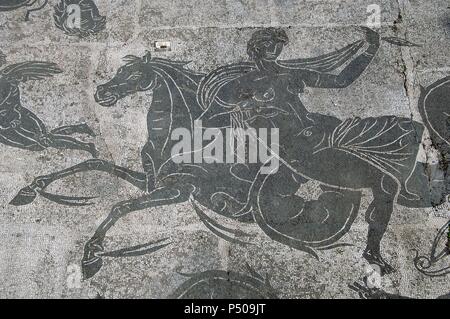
[143,51,152,63]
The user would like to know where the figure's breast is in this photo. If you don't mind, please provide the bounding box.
[236,85,276,110]
[251,86,276,102]
[217,73,294,104]
[239,76,299,117]
[213,73,309,129]
[240,74,294,101]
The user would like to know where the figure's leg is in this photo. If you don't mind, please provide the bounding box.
[10,159,148,206]
[141,142,157,191]
[47,134,98,157]
[82,185,194,279]
[397,161,447,208]
[51,124,95,137]
[363,174,400,275]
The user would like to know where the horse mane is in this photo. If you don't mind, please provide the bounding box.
[1,61,63,82]
[119,55,204,87]
[129,56,206,162]
[197,62,256,110]
[122,55,142,65]
[149,57,204,79]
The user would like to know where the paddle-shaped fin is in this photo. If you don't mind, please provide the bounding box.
[99,238,172,258]
[317,243,354,251]
[381,37,421,47]
[190,198,253,246]
[39,190,97,206]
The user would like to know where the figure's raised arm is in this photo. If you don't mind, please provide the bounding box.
[302,27,380,89]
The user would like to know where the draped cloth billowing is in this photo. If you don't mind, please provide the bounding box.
[276,40,365,72]
[330,116,424,196]
[197,40,365,110]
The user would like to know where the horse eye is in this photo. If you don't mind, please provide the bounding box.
[128,74,142,80]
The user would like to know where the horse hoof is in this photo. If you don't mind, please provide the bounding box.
[9,186,37,206]
[82,256,103,280]
[82,238,104,279]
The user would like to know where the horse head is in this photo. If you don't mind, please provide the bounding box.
[94,51,159,107]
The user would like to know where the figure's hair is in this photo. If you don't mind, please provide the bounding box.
[247,28,289,60]
[53,0,106,38]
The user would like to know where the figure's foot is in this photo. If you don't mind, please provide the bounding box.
[9,186,37,206]
[363,249,396,275]
[82,237,104,280]
[82,256,103,280]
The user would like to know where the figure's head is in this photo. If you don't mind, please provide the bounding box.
[247,28,289,62]
[95,51,158,107]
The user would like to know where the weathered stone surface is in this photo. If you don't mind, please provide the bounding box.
[0,0,448,299]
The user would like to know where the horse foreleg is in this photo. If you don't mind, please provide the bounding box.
[141,142,159,191]
[10,159,148,206]
[50,124,95,137]
[363,175,399,275]
[82,184,194,279]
